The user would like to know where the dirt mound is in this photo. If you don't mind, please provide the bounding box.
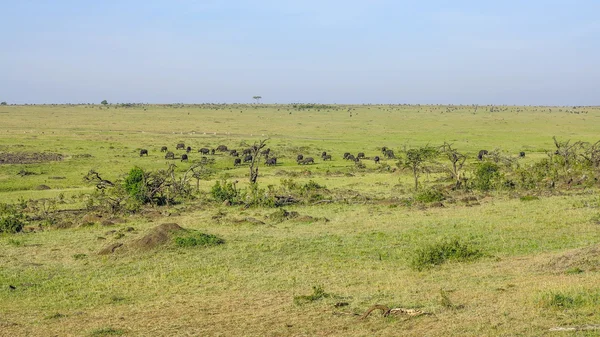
[98,223,187,255]
[543,244,600,273]
[129,223,185,250]
[0,152,63,165]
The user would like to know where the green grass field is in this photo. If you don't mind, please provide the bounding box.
[1,104,600,336]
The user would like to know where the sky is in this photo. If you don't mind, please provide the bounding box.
[1,0,599,105]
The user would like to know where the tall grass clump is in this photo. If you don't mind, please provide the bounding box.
[411,238,484,271]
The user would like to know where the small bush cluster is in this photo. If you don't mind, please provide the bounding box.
[411,238,483,271]
[0,203,26,234]
[414,187,446,203]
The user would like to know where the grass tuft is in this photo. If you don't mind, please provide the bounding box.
[293,285,330,305]
[89,327,125,336]
[174,232,224,248]
[411,238,483,271]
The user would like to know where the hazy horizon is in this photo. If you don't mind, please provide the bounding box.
[2,1,599,106]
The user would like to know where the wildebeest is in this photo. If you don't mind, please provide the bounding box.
[160,146,168,152]
[261,148,271,156]
[181,154,188,161]
[210,149,216,155]
[165,151,175,160]
[299,157,314,165]
[297,154,304,161]
[199,148,210,155]
[322,154,332,161]
[139,149,148,156]
[343,152,351,159]
[265,157,277,166]
[234,158,241,166]
[381,146,388,154]
[186,146,192,153]
[346,154,356,161]
[176,143,185,150]
[357,152,365,159]
[242,148,252,156]
[478,150,489,161]
[217,145,228,152]
[519,151,525,158]
[321,151,327,158]
[230,149,238,156]
[384,149,396,159]
[374,156,380,164]
[243,155,253,163]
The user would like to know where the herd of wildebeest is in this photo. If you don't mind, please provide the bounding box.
[138,143,526,167]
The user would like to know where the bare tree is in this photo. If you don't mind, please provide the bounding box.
[248,139,268,184]
[440,142,467,188]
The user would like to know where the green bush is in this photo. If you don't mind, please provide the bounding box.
[210,180,240,204]
[123,167,147,203]
[174,232,224,247]
[539,290,600,309]
[414,187,445,203]
[472,162,501,191]
[411,238,483,271]
[0,204,26,234]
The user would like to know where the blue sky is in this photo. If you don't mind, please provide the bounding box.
[1,0,599,105]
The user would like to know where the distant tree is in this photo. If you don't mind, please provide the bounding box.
[252,96,262,104]
[101,100,108,105]
[399,146,439,190]
[0,101,7,105]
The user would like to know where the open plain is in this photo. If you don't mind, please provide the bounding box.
[1,104,600,336]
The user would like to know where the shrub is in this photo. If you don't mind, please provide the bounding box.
[210,180,241,204]
[0,204,26,234]
[414,187,445,203]
[123,167,147,203]
[410,238,483,271]
[174,232,224,247]
[472,162,501,191]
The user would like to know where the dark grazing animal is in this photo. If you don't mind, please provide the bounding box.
[176,143,185,150]
[381,147,388,154]
[199,148,210,155]
[234,158,242,166]
[181,154,188,161]
[346,154,356,161]
[478,150,489,161]
[242,148,252,156]
[384,149,396,159]
[243,155,253,163]
[297,154,304,161]
[299,157,314,165]
[374,156,380,164]
[160,146,168,152]
[322,154,332,161]
[186,146,192,153]
[210,148,216,155]
[357,152,365,159]
[265,157,277,166]
[165,151,175,160]
[217,145,228,152]
[261,148,271,156]
[139,149,148,156]
[321,151,327,158]
[519,151,525,158]
[230,149,238,156]
[343,152,351,159]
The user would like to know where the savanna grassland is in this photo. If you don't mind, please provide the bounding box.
[1,104,600,336]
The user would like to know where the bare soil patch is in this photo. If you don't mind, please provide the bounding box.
[0,152,63,164]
